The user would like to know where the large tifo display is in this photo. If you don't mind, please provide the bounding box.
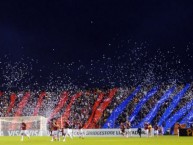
[0,128,154,137]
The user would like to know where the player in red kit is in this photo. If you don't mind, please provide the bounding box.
[120,122,128,138]
[51,119,60,142]
[144,122,149,137]
[154,124,159,137]
[20,121,30,141]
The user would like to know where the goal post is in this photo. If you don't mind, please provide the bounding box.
[0,116,48,136]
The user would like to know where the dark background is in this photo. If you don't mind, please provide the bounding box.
[1,0,193,90]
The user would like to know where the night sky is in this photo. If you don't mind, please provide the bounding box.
[1,0,193,90]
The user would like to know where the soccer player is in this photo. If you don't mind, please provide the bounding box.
[120,122,128,138]
[48,121,53,137]
[62,121,73,142]
[20,121,30,141]
[144,122,149,137]
[154,124,159,137]
[70,121,75,138]
[177,123,181,137]
[159,125,164,135]
[126,121,132,137]
[148,123,152,137]
[137,126,142,138]
[78,122,84,139]
[51,119,60,142]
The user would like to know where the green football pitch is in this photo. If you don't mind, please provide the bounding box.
[0,136,192,145]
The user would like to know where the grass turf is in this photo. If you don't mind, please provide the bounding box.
[0,136,192,145]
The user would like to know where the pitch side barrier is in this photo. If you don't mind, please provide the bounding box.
[0,129,154,137]
[179,128,193,136]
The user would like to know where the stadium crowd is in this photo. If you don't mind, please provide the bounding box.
[0,83,193,130]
